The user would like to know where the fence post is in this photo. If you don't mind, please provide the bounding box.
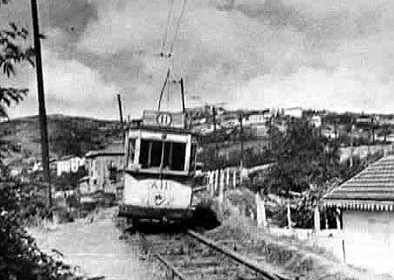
[314,206,320,233]
[215,170,219,196]
[287,200,292,230]
[207,171,212,195]
[256,192,267,227]
[218,172,224,204]
[233,169,237,188]
[226,168,230,188]
[335,208,341,229]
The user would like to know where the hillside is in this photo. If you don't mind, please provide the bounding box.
[0,114,122,166]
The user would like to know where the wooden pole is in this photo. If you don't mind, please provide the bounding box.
[256,192,267,227]
[117,93,124,124]
[180,78,185,113]
[287,201,292,229]
[31,0,52,208]
[233,169,237,188]
[226,167,230,188]
[239,113,244,170]
[212,106,217,132]
[314,206,320,233]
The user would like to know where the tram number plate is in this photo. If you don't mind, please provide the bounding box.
[150,182,171,206]
[151,182,170,191]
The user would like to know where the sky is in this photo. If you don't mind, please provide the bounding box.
[2,0,394,119]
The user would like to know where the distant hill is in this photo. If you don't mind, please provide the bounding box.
[0,114,122,166]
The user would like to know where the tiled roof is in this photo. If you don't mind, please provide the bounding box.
[323,155,394,211]
[85,143,124,158]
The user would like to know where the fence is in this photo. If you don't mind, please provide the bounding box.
[202,167,246,199]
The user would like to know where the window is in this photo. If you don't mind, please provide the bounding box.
[139,139,186,171]
[127,138,136,166]
[190,143,197,171]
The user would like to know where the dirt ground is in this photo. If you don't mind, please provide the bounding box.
[28,207,162,280]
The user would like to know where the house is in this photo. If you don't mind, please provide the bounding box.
[309,115,322,128]
[56,156,85,176]
[243,113,270,126]
[282,107,303,118]
[84,144,124,194]
[323,155,394,275]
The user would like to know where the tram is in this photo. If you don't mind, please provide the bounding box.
[118,110,198,224]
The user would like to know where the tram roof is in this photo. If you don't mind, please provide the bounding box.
[126,124,198,136]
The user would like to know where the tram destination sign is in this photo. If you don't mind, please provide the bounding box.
[142,110,186,129]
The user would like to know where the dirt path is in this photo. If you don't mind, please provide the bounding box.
[29,208,157,280]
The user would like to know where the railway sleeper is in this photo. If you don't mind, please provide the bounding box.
[166,256,221,267]
[180,265,240,276]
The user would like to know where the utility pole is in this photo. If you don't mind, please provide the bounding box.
[239,113,244,169]
[212,106,217,133]
[117,93,124,124]
[31,0,52,208]
[180,78,185,113]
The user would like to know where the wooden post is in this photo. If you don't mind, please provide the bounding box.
[215,170,219,195]
[226,168,230,188]
[335,208,341,229]
[220,169,225,192]
[342,239,346,262]
[287,200,292,230]
[117,93,124,124]
[314,206,320,233]
[218,171,224,204]
[209,171,215,196]
[256,192,267,227]
[233,169,237,188]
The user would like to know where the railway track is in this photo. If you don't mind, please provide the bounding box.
[131,228,294,280]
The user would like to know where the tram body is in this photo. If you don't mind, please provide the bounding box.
[118,110,198,222]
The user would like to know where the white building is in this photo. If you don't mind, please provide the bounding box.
[310,115,322,128]
[56,156,85,176]
[283,107,303,118]
[243,113,270,126]
[323,155,394,275]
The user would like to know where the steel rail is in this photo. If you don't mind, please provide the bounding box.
[153,253,188,280]
[138,232,189,280]
[187,230,294,280]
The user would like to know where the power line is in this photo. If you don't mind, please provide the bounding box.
[161,0,175,57]
[169,0,188,54]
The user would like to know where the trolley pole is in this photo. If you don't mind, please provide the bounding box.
[31,0,52,207]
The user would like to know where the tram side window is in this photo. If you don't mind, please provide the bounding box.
[190,143,197,171]
[139,140,150,168]
[127,138,136,166]
[170,142,186,171]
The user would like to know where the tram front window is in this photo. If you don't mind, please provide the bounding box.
[139,139,186,171]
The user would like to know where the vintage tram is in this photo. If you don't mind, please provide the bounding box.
[118,110,198,224]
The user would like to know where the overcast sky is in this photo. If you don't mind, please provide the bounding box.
[2,0,394,119]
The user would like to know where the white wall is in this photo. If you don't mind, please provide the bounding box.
[342,210,394,275]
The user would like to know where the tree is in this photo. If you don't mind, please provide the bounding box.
[0,22,34,118]
[262,120,341,196]
[0,3,80,279]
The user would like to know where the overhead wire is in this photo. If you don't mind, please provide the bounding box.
[161,0,175,56]
[169,0,188,55]
[158,0,189,111]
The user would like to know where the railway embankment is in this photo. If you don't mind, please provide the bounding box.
[204,188,394,280]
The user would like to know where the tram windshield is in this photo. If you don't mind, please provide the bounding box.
[138,140,186,171]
